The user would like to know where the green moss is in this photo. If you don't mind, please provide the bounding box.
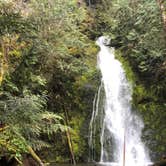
[115,50,136,84]
[70,115,86,161]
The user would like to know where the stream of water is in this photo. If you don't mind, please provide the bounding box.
[89,37,151,166]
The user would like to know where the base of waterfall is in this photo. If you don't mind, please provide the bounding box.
[97,161,153,166]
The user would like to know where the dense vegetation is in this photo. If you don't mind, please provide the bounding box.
[0,0,99,164]
[0,0,165,165]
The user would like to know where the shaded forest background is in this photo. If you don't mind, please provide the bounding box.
[0,0,165,165]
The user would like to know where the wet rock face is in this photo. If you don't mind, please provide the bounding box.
[153,161,166,166]
[22,156,39,166]
[152,157,166,166]
[102,36,111,46]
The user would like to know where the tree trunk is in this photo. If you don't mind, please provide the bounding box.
[0,43,8,85]
[64,109,76,165]
[156,0,166,32]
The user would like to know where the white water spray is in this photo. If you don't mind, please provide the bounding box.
[89,37,151,166]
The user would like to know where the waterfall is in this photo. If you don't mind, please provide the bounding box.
[89,36,151,166]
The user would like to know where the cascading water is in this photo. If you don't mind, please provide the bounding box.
[89,37,151,166]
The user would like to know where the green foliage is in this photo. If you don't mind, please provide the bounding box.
[0,128,28,160]
[0,92,65,160]
[70,116,86,161]
[109,0,166,85]
[0,0,99,163]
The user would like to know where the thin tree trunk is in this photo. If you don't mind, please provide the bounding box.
[64,109,76,165]
[89,0,91,6]
[0,43,8,85]
[123,130,126,166]
[156,0,166,32]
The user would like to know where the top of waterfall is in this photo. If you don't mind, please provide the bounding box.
[96,36,111,46]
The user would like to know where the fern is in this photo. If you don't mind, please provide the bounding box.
[0,92,66,159]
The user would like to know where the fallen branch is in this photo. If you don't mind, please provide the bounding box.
[27,146,44,166]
